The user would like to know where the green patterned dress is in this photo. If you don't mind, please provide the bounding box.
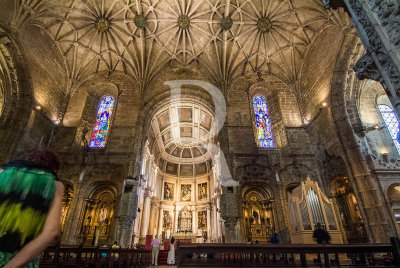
[0,160,57,268]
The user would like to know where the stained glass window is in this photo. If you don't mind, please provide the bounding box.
[253,96,274,148]
[378,104,400,153]
[89,96,115,148]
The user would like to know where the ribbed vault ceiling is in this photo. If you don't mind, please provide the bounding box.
[0,0,350,93]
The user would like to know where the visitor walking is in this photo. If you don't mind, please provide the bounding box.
[167,237,175,265]
[0,149,64,268]
[151,234,161,266]
[313,222,331,263]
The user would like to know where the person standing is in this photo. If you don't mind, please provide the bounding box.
[313,223,331,244]
[313,222,331,263]
[167,237,175,265]
[151,235,161,266]
[270,232,280,244]
[0,149,64,268]
[111,241,120,259]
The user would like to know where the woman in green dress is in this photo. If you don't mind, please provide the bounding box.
[0,149,64,268]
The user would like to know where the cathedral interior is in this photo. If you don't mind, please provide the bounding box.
[0,0,399,247]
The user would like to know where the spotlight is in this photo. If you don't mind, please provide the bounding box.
[53,120,60,125]
[322,102,328,107]
[35,105,42,111]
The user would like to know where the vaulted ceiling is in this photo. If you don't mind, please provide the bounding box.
[0,0,351,93]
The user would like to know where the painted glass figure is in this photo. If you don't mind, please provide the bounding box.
[253,96,274,148]
[89,96,115,148]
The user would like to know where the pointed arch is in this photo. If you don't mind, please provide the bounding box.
[252,96,274,148]
[89,96,115,148]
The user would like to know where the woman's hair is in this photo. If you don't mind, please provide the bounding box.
[27,149,61,173]
[170,237,175,244]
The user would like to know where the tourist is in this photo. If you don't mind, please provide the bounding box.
[167,236,175,265]
[313,222,331,263]
[101,244,108,258]
[270,232,280,244]
[313,223,330,244]
[0,149,64,268]
[270,232,280,262]
[111,241,120,259]
[151,234,161,266]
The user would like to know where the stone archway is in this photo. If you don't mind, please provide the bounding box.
[387,184,400,229]
[329,33,399,242]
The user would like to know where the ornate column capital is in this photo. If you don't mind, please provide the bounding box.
[144,187,153,197]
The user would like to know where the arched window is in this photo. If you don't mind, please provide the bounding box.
[378,104,400,153]
[89,96,115,148]
[253,96,274,148]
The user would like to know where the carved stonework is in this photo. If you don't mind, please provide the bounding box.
[353,53,383,82]
[347,0,400,113]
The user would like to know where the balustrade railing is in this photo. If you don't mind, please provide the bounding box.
[40,245,151,268]
[178,242,399,267]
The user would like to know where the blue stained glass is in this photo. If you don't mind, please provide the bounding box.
[89,96,115,148]
[378,104,400,153]
[253,96,274,148]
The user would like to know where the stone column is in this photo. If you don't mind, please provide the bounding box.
[174,206,178,233]
[193,207,198,235]
[140,187,152,238]
[149,197,160,235]
[216,190,222,239]
[212,203,217,241]
[220,186,241,243]
[115,179,138,247]
[62,181,86,245]
[158,205,164,237]
[206,204,211,242]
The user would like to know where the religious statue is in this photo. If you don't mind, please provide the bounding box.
[198,211,207,229]
[180,184,191,202]
[164,182,175,201]
[198,182,207,200]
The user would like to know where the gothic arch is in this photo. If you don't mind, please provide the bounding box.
[0,28,33,162]
[329,33,399,242]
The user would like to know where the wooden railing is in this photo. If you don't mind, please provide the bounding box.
[40,245,151,268]
[177,243,399,267]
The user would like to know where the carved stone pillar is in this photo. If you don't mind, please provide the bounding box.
[62,181,86,245]
[149,197,160,235]
[158,205,164,237]
[140,187,152,237]
[115,179,138,247]
[220,186,241,242]
[212,203,217,241]
[192,207,196,234]
[173,206,178,233]
[340,0,400,119]
[206,204,211,242]
[216,189,222,239]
